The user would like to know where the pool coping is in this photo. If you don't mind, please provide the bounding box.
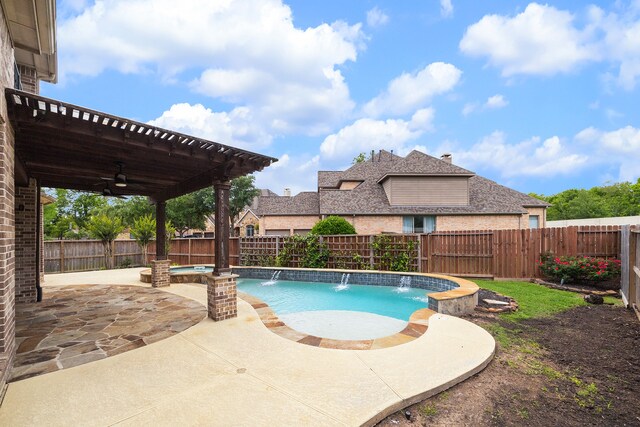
[238,290,436,350]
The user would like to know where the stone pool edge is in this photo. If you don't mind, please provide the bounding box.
[238,290,437,350]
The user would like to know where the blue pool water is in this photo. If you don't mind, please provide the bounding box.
[170,266,214,274]
[236,278,432,321]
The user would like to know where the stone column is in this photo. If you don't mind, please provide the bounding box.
[152,200,169,288]
[207,274,238,321]
[151,259,170,288]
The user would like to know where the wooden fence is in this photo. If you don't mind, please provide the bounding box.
[44,239,143,273]
[45,226,621,279]
[620,225,639,310]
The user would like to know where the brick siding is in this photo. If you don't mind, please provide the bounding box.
[0,8,15,401]
[14,179,37,304]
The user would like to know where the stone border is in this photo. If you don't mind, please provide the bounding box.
[238,291,436,350]
[233,266,479,316]
[140,265,213,284]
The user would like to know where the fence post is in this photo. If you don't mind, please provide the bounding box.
[275,236,280,257]
[369,235,375,269]
[110,240,116,269]
[60,240,65,273]
[417,234,423,272]
[188,238,192,265]
[238,237,243,266]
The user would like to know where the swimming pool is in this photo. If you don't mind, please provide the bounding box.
[237,277,433,340]
[237,278,430,320]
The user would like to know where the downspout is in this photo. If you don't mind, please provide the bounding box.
[36,182,42,302]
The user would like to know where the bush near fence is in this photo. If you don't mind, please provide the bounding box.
[44,226,621,280]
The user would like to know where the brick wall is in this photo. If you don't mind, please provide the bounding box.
[437,214,524,230]
[260,215,319,235]
[0,7,15,401]
[349,215,402,234]
[14,179,37,303]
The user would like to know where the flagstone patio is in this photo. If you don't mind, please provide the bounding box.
[12,284,206,382]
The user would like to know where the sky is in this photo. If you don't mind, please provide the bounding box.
[42,0,640,197]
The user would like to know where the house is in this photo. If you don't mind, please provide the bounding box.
[253,150,548,235]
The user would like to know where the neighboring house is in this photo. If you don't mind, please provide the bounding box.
[253,150,548,235]
[234,209,260,237]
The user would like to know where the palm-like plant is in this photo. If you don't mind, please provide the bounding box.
[86,214,124,269]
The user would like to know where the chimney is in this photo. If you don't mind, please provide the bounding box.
[441,153,452,164]
[284,188,291,197]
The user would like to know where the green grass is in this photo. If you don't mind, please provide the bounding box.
[475,280,587,321]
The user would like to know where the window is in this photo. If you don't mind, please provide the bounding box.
[529,215,540,229]
[402,216,436,233]
[246,225,255,237]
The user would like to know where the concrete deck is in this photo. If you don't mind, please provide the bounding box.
[0,268,495,426]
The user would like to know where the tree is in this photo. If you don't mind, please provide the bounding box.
[311,216,356,235]
[165,221,176,255]
[352,152,368,164]
[108,196,155,228]
[230,175,260,226]
[85,214,124,269]
[167,188,215,237]
[43,188,108,238]
[130,214,155,264]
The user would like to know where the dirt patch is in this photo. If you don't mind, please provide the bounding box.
[378,305,640,426]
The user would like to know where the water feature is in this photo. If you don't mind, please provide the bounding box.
[334,273,350,291]
[261,270,281,286]
[395,276,412,293]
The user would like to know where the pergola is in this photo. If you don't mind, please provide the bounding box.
[6,88,276,318]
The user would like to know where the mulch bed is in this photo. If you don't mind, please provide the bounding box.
[378,304,640,426]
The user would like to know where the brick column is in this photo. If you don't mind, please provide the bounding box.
[207,274,237,321]
[151,259,170,288]
[15,179,37,304]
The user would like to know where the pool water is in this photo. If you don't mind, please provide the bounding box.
[170,266,214,274]
[237,278,432,321]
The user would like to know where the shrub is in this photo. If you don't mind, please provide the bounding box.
[538,253,621,285]
[275,234,329,268]
[311,216,356,235]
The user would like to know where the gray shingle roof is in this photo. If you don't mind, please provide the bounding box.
[257,150,548,216]
[254,191,320,216]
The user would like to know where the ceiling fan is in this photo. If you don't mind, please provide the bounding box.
[98,161,149,188]
[100,181,126,199]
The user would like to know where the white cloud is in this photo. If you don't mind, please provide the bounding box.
[455,131,588,177]
[589,5,640,89]
[462,94,508,116]
[575,126,640,181]
[148,103,272,150]
[460,3,597,76]
[440,0,453,18]
[319,108,434,160]
[366,7,389,28]
[254,153,320,195]
[363,62,462,117]
[485,94,508,109]
[460,2,640,89]
[59,0,365,135]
